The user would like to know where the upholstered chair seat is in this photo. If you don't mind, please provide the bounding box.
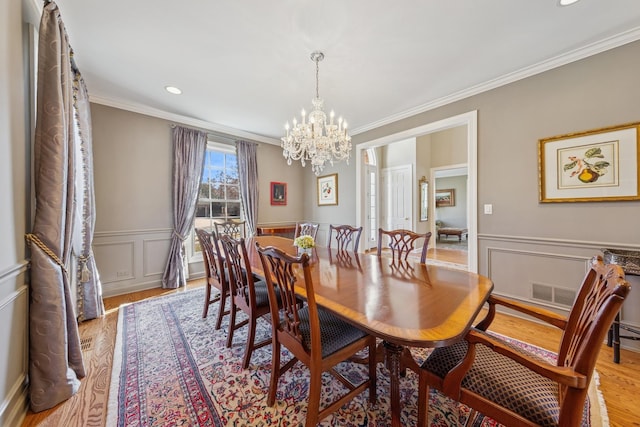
[422,329,587,426]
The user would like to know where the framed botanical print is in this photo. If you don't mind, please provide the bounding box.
[538,122,640,202]
[317,173,338,206]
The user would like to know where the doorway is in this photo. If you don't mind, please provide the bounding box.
[355,110,478,272]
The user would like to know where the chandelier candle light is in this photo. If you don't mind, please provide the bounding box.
[281,51,352,175]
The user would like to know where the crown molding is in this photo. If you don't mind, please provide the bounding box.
[351,26,640,136]
[89,95,281,146]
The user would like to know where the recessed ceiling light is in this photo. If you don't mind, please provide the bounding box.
[558,0,580,6]
[165,86,182,95]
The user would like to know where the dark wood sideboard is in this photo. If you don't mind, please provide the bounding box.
[256,224,296,239]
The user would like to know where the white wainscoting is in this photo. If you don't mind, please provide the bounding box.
[94,228,172,297]
[0,261,29,427]
[479,234,640,353]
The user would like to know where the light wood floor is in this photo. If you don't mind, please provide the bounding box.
[22,252,640,426]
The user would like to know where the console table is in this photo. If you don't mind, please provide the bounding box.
[256,224,296,239]
[603,248,640,363]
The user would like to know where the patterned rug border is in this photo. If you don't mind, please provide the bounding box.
[107,288,609,426]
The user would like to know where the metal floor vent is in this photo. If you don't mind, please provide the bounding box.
[531,283,576,308]
[81,337,93,352]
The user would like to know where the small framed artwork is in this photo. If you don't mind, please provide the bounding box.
[435,188,455,207]
[419,177,428,221]
[270,181,287,205]
[317,173,338,206]
[538,122,640,203]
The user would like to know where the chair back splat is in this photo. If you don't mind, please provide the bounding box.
[215,219,246,239]
[377,228,432,263]
[294,222,319,240]
[327,224,363,252]
[256,242,377,426]
[218,234,271,369]
[416,255,631,427]
[194,228,230,328]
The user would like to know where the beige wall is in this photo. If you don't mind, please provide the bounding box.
[2,0,34,424]
[310,39,640,348]
[90,104,306,296]
[430,126,467,167]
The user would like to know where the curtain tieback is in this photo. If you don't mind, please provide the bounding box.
[25,233,68,276]
[173,230,187,241]
[78,254,92,282]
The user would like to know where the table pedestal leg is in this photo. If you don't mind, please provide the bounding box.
[384,340,403,427]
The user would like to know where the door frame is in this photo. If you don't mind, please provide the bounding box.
[355,110,478,272]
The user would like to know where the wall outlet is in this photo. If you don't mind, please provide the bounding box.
[484,204,493,214]
[116,271,130,277]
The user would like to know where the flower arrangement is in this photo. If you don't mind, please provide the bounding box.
[294,235,315,249]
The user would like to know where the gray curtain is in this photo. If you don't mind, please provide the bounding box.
[72,54,104,322]
[162,126,207,288]
[26,0,95,412]
[236,140,259,236]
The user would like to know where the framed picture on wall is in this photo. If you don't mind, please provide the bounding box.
[538,122,640,203]
[317,173,338,206]
[435,188,455,207]
[270,182,287,205]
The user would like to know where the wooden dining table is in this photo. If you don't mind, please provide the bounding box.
[245,235,494,427]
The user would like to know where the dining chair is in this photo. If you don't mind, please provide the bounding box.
[377,228,432,264]
[294,222,319,240]
[215,219,246,239]
[218,234,272,369]
[416,255,630,427]
[255,243,377,426]
[327,224,363,252]
[195,228,230,329]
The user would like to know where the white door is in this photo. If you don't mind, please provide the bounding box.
[382,165,412,231]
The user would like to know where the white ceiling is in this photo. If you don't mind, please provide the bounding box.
[46,0,640,144]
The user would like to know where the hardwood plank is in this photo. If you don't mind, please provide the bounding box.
[21,274,640,427]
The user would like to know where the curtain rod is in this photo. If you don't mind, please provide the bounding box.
[169,123,260,146]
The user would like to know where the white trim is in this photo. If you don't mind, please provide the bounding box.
[207,140,236,153]
[94,228,172,238]
[356,110,478,272]
[0,286,28,311]
[479,233,640,251]
[0,262,29,283]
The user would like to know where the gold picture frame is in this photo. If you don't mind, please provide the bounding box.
[435,188,455,207]
[317,173,338,206]
[538,122,640,203]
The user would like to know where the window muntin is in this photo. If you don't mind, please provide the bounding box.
[190,142,241,258]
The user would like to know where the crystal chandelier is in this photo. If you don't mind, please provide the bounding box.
[281,51,352,175]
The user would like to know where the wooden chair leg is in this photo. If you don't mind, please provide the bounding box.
[226,301,236,348]
[214,290,226,330]
[305,368,322,427]
[202,283,212,318]
[267,342,281,406]
[242,315,257,369]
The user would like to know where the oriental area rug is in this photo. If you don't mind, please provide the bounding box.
[107,287,608,426]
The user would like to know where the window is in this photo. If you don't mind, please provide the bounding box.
[189,141,241,259]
